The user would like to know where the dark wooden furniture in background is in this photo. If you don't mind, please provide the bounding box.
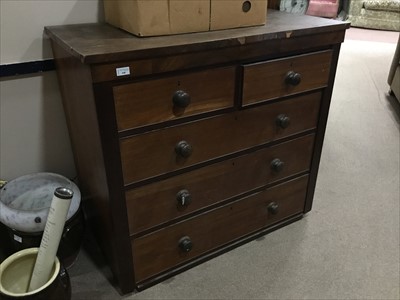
[388,35,400,101]
[267,0,281,10]
[45,10,349,294]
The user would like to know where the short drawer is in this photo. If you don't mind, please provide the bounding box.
[113,67,236,131]
[126,134,314,235]
[131,175,309,283]
[242,50,332,106]
[120,92,321,185]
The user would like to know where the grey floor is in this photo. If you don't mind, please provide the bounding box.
[68,30,400,299]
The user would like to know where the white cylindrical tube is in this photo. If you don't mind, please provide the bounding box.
[28,187,73,292]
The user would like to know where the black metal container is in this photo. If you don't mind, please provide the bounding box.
[0,173,84,268]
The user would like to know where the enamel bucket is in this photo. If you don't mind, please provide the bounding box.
[0,173,84,268]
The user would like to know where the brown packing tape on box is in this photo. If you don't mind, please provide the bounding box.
[104,0,268,37]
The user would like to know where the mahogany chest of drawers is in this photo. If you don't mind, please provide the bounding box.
[45,10,349,294]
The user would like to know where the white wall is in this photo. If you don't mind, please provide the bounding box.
[0,0,104,180]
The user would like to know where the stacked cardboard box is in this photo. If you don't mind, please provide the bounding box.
[104,0,268,36]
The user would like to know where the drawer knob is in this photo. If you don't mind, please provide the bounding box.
[271,158,285,172]
[173,90,191,108]
[276,114,290,129]
[285,71,302,86]
[179,236,193,252]
[176,189,192,206]
[267,202,279,215]
[175,140,193,158]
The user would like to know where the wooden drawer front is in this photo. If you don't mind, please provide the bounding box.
[120,92,321,185]
[126,134,314,235]
[242,50,332,106]
[132,175,309,282]
[113,67,236,130]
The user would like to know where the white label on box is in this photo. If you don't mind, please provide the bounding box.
[14,234,22,243]
[116,66,130,77]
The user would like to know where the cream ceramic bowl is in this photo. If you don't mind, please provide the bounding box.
[0,247,71,299]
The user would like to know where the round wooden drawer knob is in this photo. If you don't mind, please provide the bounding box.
[173,90,191,108]
[271,158,285,172]
[267,202,279,215]
[176,189,192,206]
[175,141,193,158]
[178,236,193,252]
[285,71,302,86]
[276,114,290,129]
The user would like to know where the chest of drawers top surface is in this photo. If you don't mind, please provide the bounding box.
[45,10,348,64]
[46,10,348,294]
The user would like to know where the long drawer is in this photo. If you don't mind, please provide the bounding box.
[120,92,321,185]
[126,134,315,235]
[113,67,236,131]
[131,175,309,283]
[242,50,332,106]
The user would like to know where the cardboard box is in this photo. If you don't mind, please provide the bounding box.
[103,0,268,37]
